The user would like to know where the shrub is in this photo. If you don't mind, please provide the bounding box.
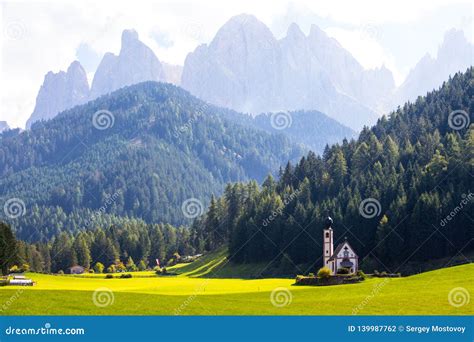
[9,265,20,273]
[337,267,350,275]
[94,262,105,274]
[356,270,367,280]
[89,269,95,274]
[308,273,315,277]
[138,260,147,271]
[57,270,64,275]
[120,273,132,279]
[106,264,116,274]
[380,271,388,277]
[317,267,331,279]
[162,267,168,275]
[105,274,114,279]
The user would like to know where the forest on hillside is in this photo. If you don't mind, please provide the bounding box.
[1,69,472,276]
[190,68,474,273]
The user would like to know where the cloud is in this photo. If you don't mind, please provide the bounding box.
[75,43,102,74]
[150,28,174,49]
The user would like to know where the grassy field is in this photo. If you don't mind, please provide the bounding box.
[0,257,472,315]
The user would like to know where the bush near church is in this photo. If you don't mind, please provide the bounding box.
[295,267,365,286]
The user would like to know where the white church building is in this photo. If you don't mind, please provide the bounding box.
[323,217,359,274]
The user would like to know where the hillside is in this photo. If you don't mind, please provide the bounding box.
[0,82,303,240]
[0,263,472,315]
[190,68,474,272]
[221,110,357,154]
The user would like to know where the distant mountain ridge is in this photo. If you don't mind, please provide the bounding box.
[26,30,174,128]
[221,109,357,154]
[181,15,391,130]
[393,29,473,108]
[25,16,473,132]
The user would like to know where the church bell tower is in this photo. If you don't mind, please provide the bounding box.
[323,217,334,267]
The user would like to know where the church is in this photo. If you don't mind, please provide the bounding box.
[323,217,359,274]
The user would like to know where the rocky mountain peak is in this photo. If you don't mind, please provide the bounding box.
[26,61,90,128]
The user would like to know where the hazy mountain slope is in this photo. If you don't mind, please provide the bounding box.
[393,29,473,108]
[220,109,357,154]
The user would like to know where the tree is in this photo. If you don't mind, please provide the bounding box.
[126,256,137,272]
[73,233,91,269]
[0,222,18,275]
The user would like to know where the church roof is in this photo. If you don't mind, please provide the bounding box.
[328,239,358,261]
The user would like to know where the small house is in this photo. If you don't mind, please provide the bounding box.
[68,265,85,274]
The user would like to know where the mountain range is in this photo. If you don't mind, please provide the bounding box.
[25,15,473,132]
[182,15,391,129]
[26,30,177,129]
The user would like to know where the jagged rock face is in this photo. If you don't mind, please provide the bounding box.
[90,29,166,98]
[162,63,183,86]
[182,15,283,114]
[0,121,9,132]
[26,61,90,129]
[394,29,474,107]
[182,15,394,130]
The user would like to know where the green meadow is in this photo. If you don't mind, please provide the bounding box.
[0,255,472,315]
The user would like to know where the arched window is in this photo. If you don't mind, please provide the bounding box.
[325,232,329,238]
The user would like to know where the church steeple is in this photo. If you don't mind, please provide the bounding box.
[323,216,334,267]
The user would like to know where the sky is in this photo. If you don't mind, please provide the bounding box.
[0,0,473,128]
